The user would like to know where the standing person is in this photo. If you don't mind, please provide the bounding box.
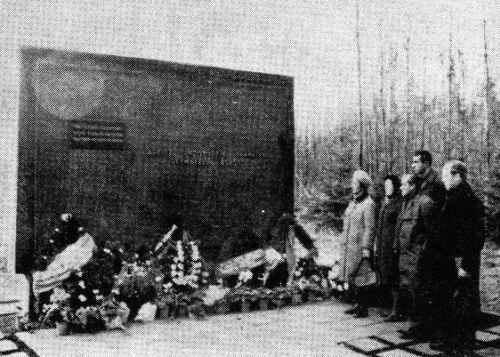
[411,150,446,210]
[341,170,377,318]
[395,174,436,338]
[430,160,485,353]
[375,175,403,321]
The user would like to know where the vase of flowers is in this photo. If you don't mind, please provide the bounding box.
[215,300,230,314]
[240,298,251,313]
[291,289,303,305]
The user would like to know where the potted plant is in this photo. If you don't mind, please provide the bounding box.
[256,287,273,311]
[271,287,291,309]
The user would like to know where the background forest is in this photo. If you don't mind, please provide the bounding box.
[295,9,500,242]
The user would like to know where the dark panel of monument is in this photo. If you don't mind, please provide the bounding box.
[16,48,294,271]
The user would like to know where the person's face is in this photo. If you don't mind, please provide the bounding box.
[384,179,394,197]
[411,155,427,176]
[442,165,461,190]
[351,178,361,194]
[400,176,414,197]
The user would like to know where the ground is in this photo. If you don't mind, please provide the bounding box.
[2,299,500,357]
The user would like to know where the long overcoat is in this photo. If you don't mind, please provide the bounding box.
[375,195,403,286]
[340,196,376,281]
[394,193,435,290]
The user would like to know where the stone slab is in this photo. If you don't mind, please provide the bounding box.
[476,347,500,357]
[345,337,389,352]
[486,325,500,335]
[375,332,411,345]
[476,331,500,342]
[377,349,419,357]
[408,342,442,356]
[0,339,17,352]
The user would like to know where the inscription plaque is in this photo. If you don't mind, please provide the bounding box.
[70,120,125,149]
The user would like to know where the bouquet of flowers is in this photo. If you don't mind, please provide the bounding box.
[40,287,73,327]
[98,294,130,330]
[234,269,253,289]
[114,262,157,320]
[271,286,292,307]
[327,261,348,295]
[290,258,329,299]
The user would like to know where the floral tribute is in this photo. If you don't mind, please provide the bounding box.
[289,257,330,299]
[39,240,125,334]
[154,239,209,318]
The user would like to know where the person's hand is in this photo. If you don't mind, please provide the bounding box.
[362,249,371,258]
[458,267,470,279]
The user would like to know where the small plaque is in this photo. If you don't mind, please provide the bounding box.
[70,120,125,149]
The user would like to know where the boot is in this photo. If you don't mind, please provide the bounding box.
[344,304,361,315]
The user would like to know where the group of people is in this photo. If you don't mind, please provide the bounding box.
[340,150,485,354]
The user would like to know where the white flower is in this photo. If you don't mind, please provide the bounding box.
[112,288,120,295]
[163,282,173,291]
[92,289,99,295]
[96,295,104,301]
[145,260,151,266]
[76,271,83,277]
[294,271,301,277]
[193,262,202,269]
[170,264,177,271]
[78,294,87,302]
[49,239,55,244]
[202,271,210,278]
[155,276,162,282]
[238,270,253,283]
[60,213,72,222]
[343,282,349,291]
[78,280,86,289]
[54,228,60,233]
[103,248,111,254]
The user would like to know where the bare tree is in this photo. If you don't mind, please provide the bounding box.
[447,30,455,159]
[404,35,411,171]
[483,19,493,171]
[355,0,364,169]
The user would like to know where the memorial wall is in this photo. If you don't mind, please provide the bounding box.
[16,49,294,271]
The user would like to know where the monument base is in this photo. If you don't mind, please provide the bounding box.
[0,273,29,335]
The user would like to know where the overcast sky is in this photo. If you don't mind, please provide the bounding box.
[2,0,500,134]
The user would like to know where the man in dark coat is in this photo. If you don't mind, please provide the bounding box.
[394,174,436,335]
[430,160,485,352]
[411,150,446,211]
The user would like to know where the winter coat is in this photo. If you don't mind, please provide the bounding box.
[375,195,403,286]
[417,168,446,211]
[340,195,377,281]
[440,181,485,274]
[394,192,435,290]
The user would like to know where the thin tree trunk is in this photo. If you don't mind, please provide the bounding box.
[404,36,411,171]
[483,19,492,171]
[457,49,467,161]
[421,55,427,149]
[379,39,387,173]
[355,0,364,169]
[447,30,455,160]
